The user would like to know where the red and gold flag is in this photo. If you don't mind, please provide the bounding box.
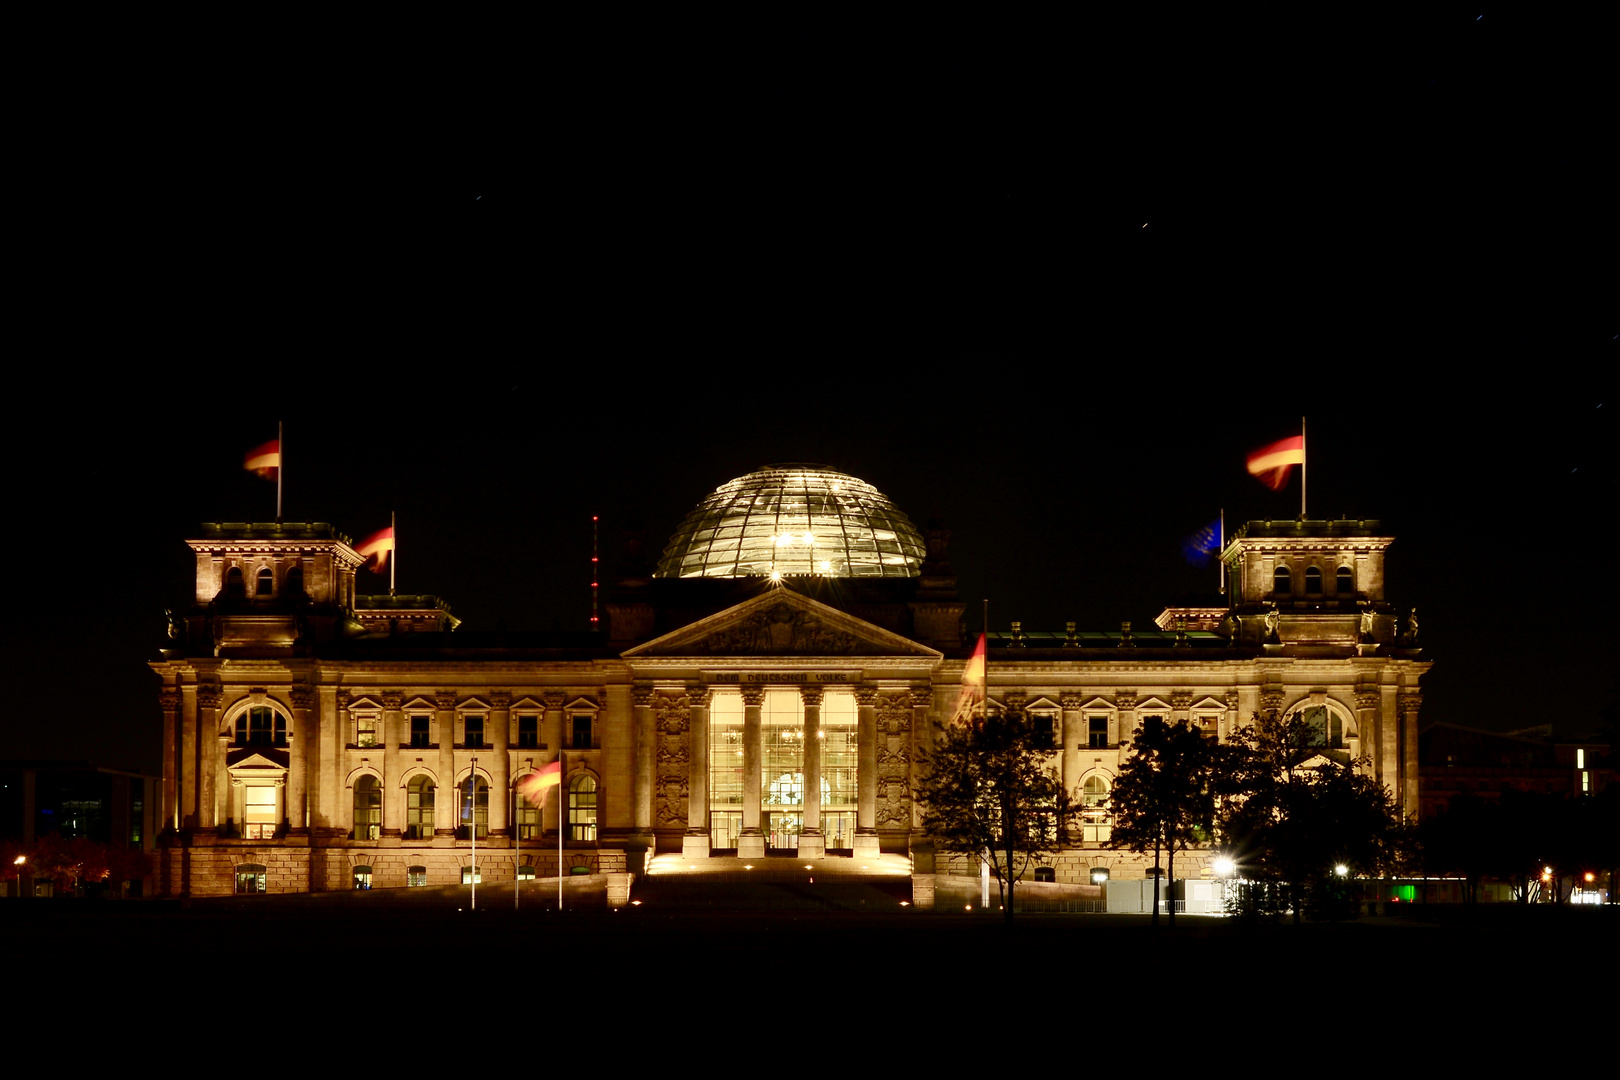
[355,527,395,572]
[243,439,280,479]
[516,760,562,805]
[1246,435,1305,491]
[950,633,987,726]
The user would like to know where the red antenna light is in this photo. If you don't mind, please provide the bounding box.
[591,514,600,632]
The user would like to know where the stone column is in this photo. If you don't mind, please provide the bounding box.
[632,685,655,842]
[315,685,340,837]
[159,689,180,833]
[854,684,880,856]
[179,684,199,831]
[799,685,824,858]
[542,693,565,837]
[381,691,403,838]
[1223,691,1240,745]
[737,686,766,858]
[197,683,221,832]
[489,691,511,837]
[910,686,933,834]
[288,685,312,834]
[1355,690,1380,781]
[1399,691,1422,819]
[1115,689,1137,751]
[434,691,457,836]
[683,684,712,859]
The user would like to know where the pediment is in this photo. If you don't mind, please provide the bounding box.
[345,695,384,712]
[564,696,599,713]
[623,588,942,660]
[1079,696,1116,713]
[1135,696,1173,714]
[510,697,546,712]
[1024,696,1062,712]
[1189,695,1228,712]
[457,695,491,712]
[401,696,438,712]
[225,748,289,772]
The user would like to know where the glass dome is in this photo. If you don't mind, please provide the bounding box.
[656,464,926,579]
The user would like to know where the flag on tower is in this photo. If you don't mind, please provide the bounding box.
[244,439,280,479]
[355,527,395,572]
[1246,435,1305,491]
[950,633,987,726]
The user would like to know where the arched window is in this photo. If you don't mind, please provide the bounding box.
[235,863,267,894]
[352,865,373,890]
[1273,566,1292,596]
[1305,566,1323,594]
[1337,566,1354,595]
[406,775,435,839]
[353,776,381,840]
[569,774,598,842]
[459,776,488,839]
[256,568,274,596]
[407,865,428,887]
[1293,704,1347,748]
[1081,776,1112,842]
[224,566,246,599]
[516,779,540,841]
[1034,866,1056,883]
[517,864,537,881]
[235,706,288,747]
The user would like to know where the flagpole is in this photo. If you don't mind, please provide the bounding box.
[1300,416,1307,519]
[390,511,396,597]
[981,597,990,913]
[470,757,477,911]
[276,421,283,525]
[1219,508,1226,596]
[557,784,564,911]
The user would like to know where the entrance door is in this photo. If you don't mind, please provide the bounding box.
[822,811,855,853]
[767,811,801,853]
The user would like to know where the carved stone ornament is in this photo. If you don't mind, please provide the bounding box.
[739,685,765,707]
[1356,691,1380,711]
[695,601,863,655]
[912,686,934,709]
[381,691,404,710]
[877,692,913,735]
[1260,689,1284,713]
[290,685,314,710]
[799,685,824,708]
[543,693,566,711]
[197,684,222,708]
[1225,691,1240,712]
[1115,690,1137,711]
[633,685,656,708]
[1398,692,1422,713]
[1170,690,1192,711]
[655,693,690,735]
[1060,693,1083,711]
[435,691,457,711]
[159,691,180,710]
[686,685,713,709]
[489,691,511,710]
[855,685,880,707]
[655,691,692,827]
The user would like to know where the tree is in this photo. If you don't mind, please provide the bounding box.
[914,711,1073,923]
[1218,710,1409,923]
[1107,717,1218,929]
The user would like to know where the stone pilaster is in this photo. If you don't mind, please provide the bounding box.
[683,685,711,859]
[287,684,312,834]
[1355,690,1381,782]
[196,683,221,832]
[911,686,934,832]
[1399,690,1422,820]
[488,691,511,836]
[854,685,880,855]
[798,686,824,858]
[1060,693,1083,836]
[159,689,180,832]
[381,691,403,838]
[875,691,913,842]
[654,690,691,842]
[1115,689,1137,751]
[434,691,457,836]
[632,685,655,838]
[542,693,565,836]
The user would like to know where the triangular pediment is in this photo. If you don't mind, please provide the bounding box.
[225,748,289,772]
[345,695,383,712]
[623,588,942,660]
[1190,695,1228,712]
[401,696,438,712]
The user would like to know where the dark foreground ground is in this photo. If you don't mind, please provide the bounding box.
[9,882,1613,1055]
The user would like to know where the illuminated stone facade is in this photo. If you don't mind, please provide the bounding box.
[149,477,1429,900]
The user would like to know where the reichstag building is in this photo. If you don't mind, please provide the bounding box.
[150,464,1428,900]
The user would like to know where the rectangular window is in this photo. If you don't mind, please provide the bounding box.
[410,715,430,748]
[518,715,539,749]
[1088,717,1109,749]
[571,714,592,750]
[356,716,379,748]
[464,715,485,749]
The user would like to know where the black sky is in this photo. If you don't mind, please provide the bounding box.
[8,13,1615,773]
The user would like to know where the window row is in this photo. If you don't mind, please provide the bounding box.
[1272,564,1355,596]
[350,774,598,842]
[350,712,596,750]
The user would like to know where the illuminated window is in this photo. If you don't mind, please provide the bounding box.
[458,776,488,839]
[243,785,278,839]
[1305,566,1323,594]
[356,715,379,748]
[518,864,536,881]
[709,691,743,849]
[1081,776,1112,842]
[463,715,485,749]
[410,715,431,748]
[517,715,538,749]
[235,863,266,894]
[406,775,435,839]
[1273,566,1292,596]
[236,706,287,747]
[1337,566,1354,594]
[821,691,858,852]
[353,776,381,840]
[407,865,427,887]
[517,792,539,840]
[461,864,482,884]
[764,690,804,850]
[352,865,372,890]
[569,774,598,842]
[256,568,274,596]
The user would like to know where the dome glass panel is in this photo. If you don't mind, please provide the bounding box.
[656,464,926,579]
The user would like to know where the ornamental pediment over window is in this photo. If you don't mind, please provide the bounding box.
[509,697,546,712]
[1189,696,1228,712]
[623,589,942,660]
[456,695,492,712]
[345,696,385,712]
[563,697,599,714]
[400,696,438,712]
[225,749,289,773]
[1134,696,1173,714]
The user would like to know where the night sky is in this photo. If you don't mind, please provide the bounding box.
[9,13,1614,774]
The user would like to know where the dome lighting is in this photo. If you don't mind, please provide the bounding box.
[655,464,926,579]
